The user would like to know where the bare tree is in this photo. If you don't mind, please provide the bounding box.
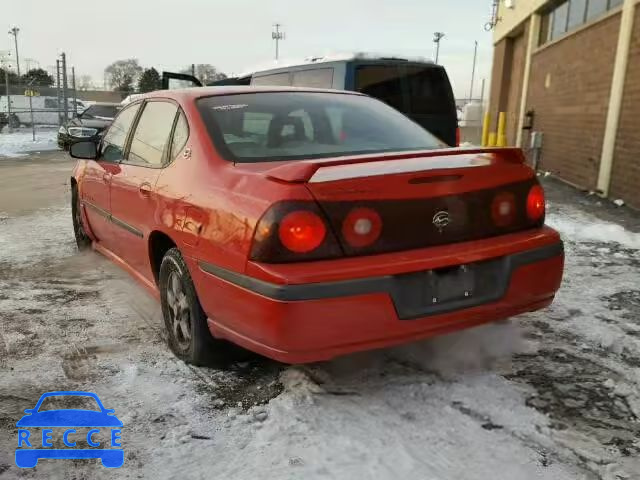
[78,75,93,91]
[104,59,143,91]
[181,64,227,84]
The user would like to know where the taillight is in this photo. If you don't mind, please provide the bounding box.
[250,202,342,263]
[279,210,326,253]
[526,184,545,221]
[491,192,516,227]
[341,207,382,248]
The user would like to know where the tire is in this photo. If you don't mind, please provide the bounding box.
[159,248,228,366]
[71,185,91,250]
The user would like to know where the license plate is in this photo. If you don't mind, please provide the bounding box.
[429,265,475,304]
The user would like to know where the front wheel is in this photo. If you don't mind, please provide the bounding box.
[71,185,91,250]
[159,248,229,366]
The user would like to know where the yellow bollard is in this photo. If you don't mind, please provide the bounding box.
[481,112,490,147]
[488,132,497,147]
[497,112,507,147]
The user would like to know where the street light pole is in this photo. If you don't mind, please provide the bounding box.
[433,32,445,64]
[469,40,478,103]
[8,27,20,77]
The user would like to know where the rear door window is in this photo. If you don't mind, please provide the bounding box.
[291,68,334,88]
[251,73,291,86]
[170,111,189,160]
[127,101,178,167]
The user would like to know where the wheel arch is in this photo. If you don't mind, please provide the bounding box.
[148,230,178,286]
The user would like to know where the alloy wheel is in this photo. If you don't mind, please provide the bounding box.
[166,271,192,351]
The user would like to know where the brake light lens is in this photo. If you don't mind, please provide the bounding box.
[491,192,516,227]
[342,207,382,248]
[527,184,545,221]
[278,210,326,253]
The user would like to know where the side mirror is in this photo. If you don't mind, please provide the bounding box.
[70,141,98,160]
[23,409,34,414]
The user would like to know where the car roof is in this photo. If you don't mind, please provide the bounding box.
[238,52,436,77]
[87,102,120,107]
[143,85,365,102]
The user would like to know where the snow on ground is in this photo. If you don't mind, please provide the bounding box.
[0,127,59,158]
[0,177,639,479]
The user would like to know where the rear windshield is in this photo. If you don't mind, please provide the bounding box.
[83,105,119,119]
[197,92,444,162]
[355,64,454,115]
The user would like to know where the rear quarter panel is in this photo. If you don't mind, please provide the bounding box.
[153,99,314,276]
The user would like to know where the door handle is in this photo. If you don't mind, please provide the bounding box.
[102,172,112,183]
[139,182,152,197]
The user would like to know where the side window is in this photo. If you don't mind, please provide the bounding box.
[101,103,141,162]
[170,111,189,160]
[127,101,178,167]
[251,73,291,86]
[291,68,334,88]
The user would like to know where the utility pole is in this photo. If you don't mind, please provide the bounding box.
[56,60,62,125]
[71,66,77,117]
[61,53,69,122]
[191,63,196,77]
[272,23,285,61]
[433,32,445,64]
[469,40,478,103]
[8,27,20,78]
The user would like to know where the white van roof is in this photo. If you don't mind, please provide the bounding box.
[238,52,434,78]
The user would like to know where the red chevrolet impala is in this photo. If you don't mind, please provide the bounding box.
[69,87,564,365]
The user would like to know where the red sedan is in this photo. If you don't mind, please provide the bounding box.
[69,87,564,365]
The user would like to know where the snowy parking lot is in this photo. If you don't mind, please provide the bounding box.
[0,127,59,158]
[0,151,639,479]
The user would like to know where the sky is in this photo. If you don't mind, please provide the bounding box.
[4,0,495,99]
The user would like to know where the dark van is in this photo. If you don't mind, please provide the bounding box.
[163,55,459,146]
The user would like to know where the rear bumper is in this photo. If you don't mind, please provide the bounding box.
[190,229,564,363]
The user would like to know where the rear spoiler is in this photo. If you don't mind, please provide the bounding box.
[264,147,526,183]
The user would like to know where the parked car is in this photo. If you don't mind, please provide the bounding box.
[58,103,120,150]
[69,87,564,365]
[0,95,86,127]
[163,54,460,146]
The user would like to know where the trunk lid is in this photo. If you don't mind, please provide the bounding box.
[279,148,541,256]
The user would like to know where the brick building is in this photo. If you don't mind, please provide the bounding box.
[489,0,640,209]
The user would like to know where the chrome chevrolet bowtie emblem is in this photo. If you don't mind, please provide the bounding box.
[432,211,451,232]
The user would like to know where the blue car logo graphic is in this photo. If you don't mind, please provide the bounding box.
[15,391,123,468]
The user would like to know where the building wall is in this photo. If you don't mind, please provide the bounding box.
[488,23,528,145]
[526,13,621,190]
[494,0,548,42]
[611,4,640,209]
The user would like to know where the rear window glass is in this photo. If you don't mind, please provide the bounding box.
[355,65,404,111]
[84,104,119,119]
[197,92,443,163]
[404,66,454,115]
[355,64,453,115]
